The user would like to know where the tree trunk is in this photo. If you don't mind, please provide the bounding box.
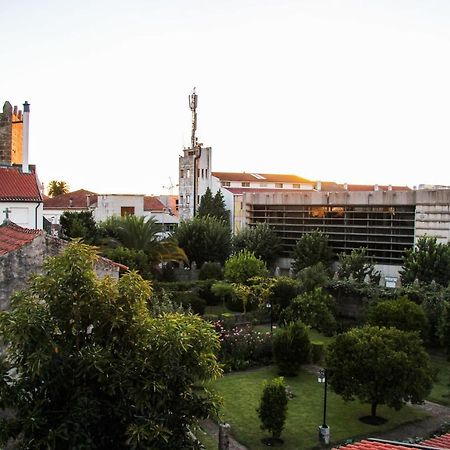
[371,402,377,418]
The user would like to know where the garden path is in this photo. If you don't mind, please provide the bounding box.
[201,419,249,450]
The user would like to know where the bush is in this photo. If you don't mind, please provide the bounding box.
[257,377,288,441]
[199,261,223,280]
[291,230,333,274]
[273,321,311,376]
[224,250,268,285]
[171,291,206,315]
[311,342,325,363]
[225,291,258,313]
[214,321,272,372]
[268,277,300,319]
[280,288,337,336]
[297,262,330,292]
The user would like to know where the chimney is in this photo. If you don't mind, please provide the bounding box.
[316,180,322,191]
[388,184,392,191]
[374,184,379,191]
[22,101,30,173]
[344,182,348,191]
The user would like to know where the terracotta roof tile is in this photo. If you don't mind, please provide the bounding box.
[332,440,414,450]
[144,196,165,211]
[44,189,98,209]
[212,172,313,183]
[421,433,450,449]
[0,221,41,255]
[0,167,42,201]
[225,187,313,195]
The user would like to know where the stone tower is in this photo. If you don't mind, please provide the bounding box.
[0,101,23,166]
[178,89,212,220]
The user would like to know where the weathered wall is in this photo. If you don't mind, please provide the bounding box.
[0,235,119,310]
[0,102,12,165]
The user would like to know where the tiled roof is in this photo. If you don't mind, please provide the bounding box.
[225,187,313,195]
[421,433,450,449]
[331,440,414,450]
[44,189,98,209]
[0,167,42,201]
[346,185,411,192]
[0,221,41,255]
[144,196,165,211]
[212,172,313,183]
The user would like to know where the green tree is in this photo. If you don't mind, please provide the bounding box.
[100,215,187,274]
[0,242,221,449]
[232,223,282,267]
[103,246,151,279]
[326,326,433,419]
[280,287,336,336]
[224,250,268,284]
[273,321,311,376]
[174,216,232,267]
[297,262,330,293]
[291,230,333,274]
[60,210,99,244]
[197,188,230,225]
[47,180,69,197]
[438,300,450,356]
[400,235,450,286]
[257,377,288,443]
[338,247,380,283]
[367,297,429,341]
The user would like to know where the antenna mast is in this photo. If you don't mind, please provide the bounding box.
[189,87,198,149]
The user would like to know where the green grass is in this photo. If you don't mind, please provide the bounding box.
[204,304,232,316]
[208,366,429,450]
[428,351,450,405]
[195,427,217,450]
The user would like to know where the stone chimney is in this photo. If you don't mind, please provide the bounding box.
[22,101,30,173]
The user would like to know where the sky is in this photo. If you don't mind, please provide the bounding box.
[1,0,450,195]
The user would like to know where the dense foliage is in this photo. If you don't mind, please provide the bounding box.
[197,188,230,225]
[174,215,232,267]
[291,230,333,274]
[273,321,311,376]
[326,326,433,418]
[297,262,330,293]
[224,250,268,284]
[400,235,450,286]
[47,180,69,197]
[198,261,223,280]
[366,297,429,341]
[257,377,288,441]
[60,210,100,244]
[0,242,221,449]
[232,223,282,267]
[337,247,380,284]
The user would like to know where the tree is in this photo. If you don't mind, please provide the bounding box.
[367,297,429,341]
[0,242,221,449]
[273,321,311,376]
[60,210,99,244]
[197,188,230,225]
[297,262,330,293]
[224,250,268,284]
[175,216,232,267]
[257,377,288,444]
[326,326,433,420]
[100,215,187,275]
[291,230,333,274]
[400,235,450,286]
[338,247,380,284]
[232,223,282,267]
[47,180,69,197]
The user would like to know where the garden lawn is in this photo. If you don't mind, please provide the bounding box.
[209,366,429,450]
[428,351,450,406]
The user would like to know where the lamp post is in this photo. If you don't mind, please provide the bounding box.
[265,301,273,334]
[318,368,330,445]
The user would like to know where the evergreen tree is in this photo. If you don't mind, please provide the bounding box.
[197,188,230,225]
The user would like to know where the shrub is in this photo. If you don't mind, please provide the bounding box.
[280,288,337,336]
[297,262,330,293]
[171,291,206,315]
[224,250,268,285]
[225,290,257,313]
[268,277,300,319]
[311,342,325,363]
[257,377,288,441]
[291,230,333,274]
[273,321,311,376]
[199,261,223,280]
[214,321,272,371]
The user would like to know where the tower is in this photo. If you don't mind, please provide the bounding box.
[178,88,212,220]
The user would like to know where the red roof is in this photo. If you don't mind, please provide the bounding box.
[0,167,42,201]
[331,440,415,450]
[225,187,313,195]
[346,185,411,192]
[144,196,165,212]
[0,221,41,255]
[421,433,450,449]
[212,172,313,183]
[44,189,98,209]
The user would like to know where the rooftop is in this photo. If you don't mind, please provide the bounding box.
[0,166,42,201]
[212,171,313,183]
[0,221,42,255]
[44,189,98,209]
[144,196,166,212]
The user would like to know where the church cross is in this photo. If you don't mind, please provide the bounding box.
[3,208,11,220]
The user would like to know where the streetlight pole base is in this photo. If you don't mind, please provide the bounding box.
[318,425,330,445]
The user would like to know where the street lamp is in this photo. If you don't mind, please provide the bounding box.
[318,368,330,445]
[265,301,273,334]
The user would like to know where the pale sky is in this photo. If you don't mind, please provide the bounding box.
[2,0,450,195]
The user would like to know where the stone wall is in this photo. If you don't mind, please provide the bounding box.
[0,235,119,310]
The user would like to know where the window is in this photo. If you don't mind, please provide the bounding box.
[186,195,190,205]
[121,206,135,216]
[180,169,184,178]
[275,183,283,188]
[175,199,179,211]
[201,168,204,178]
[260,183,267,187]
[205,169,208,178]
[221,181,231,187]
[242,182,250,187]
[293,183,301,189]
[197,168,200,178]
[180,195,184,206]
[187,169,190,178]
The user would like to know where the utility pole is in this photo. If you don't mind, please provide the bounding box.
[189,87,198,149]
